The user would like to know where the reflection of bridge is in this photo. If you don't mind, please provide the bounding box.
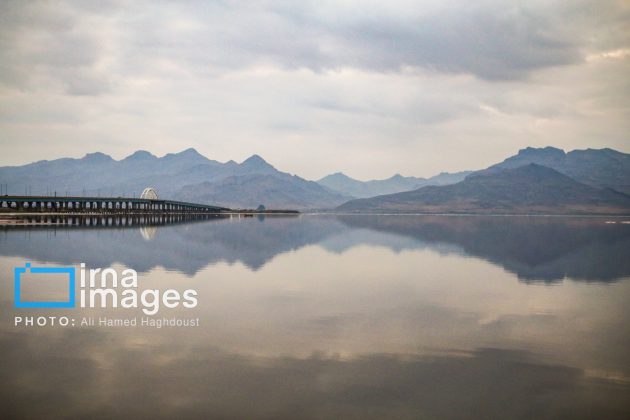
[0,214,228,230]
[0,190,229,214]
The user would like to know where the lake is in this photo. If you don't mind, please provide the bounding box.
[1,214,629,419]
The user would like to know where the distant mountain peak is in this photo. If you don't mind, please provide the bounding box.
[471,162,561,180]
[243,154,265,163]
[322,172,353,180]
[568,147,624,157]
[490,146,567,172]
[521,146,564,152]
[163,148,209,161]
[177,147,204,157]
[123,150,157,161]
[241,154,275,170]
[82,152,113,162]
[516,146,566,157]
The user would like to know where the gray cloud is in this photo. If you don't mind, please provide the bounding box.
[119,1,585,80]
[335,10,579,80]
[0,0,617,90]
[0,0,628,179]
[0,0,112,94]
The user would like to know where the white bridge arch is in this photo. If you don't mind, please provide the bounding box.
[140,187,158,200]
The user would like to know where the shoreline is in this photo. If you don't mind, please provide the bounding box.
[0,211,299,226]
[2,212,630,227]
[0,210,299,217]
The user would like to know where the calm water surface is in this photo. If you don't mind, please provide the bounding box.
[1,215,629,419]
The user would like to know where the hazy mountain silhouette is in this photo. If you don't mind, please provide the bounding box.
[338,164,630,215]
[484,146,630,194]
[318,171,471,198]
[0,149,347,209]
[324,146,630,205]
[175,174,347,210]
[2,146,629,211]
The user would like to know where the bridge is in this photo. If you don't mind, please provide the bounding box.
[0,187,230,214]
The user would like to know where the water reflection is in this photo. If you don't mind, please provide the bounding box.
[1,215,629,418]
[1,331,628,419]
[2,214,629,282]
[1,213,228,228]
[335,215,630,283]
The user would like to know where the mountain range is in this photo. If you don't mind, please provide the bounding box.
[484,146,630,194]
[338,163,630,214]
[0,146,629,213]
[0,149,348,210]
[317,171,472,198]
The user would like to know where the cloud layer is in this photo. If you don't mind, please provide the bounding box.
[0,0,628,179]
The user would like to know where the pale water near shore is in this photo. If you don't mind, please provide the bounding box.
[1,215,629,419]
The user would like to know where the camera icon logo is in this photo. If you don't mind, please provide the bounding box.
[14,263,76,308]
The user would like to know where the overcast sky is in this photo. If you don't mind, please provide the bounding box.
[0,0,628,180]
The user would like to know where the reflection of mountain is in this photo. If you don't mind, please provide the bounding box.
[0,216,347,274]
[335,215,630,283]
[1,215,629,282]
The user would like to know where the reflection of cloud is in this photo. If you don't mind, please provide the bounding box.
[587,49,630,62]
[1,328,628,419]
